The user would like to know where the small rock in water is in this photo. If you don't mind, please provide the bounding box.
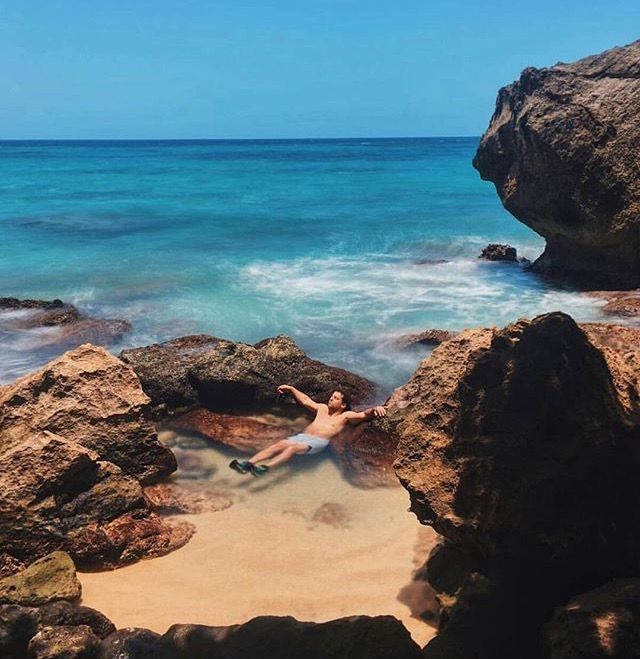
[174,450,216,480]
[175,434,210,450]
[479,243,518,262]
[157,430,177,445]
[144,483,233,515]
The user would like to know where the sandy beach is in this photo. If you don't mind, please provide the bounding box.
[79,437,438,647]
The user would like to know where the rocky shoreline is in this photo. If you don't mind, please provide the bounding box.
[2,298,640,657]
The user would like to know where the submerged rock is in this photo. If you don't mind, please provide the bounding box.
[0,343,176,484]
[121,334,380,416]
[393,329,459,350]
[392,312,640,658]
[474,40,640,289]
[0,553,80,607]
[0,297,131,349]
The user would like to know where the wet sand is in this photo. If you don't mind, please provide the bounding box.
[79,435,438,647]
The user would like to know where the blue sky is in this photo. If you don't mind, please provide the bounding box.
[2,0,639,139]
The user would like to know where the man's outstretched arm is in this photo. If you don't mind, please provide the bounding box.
[345,406,386,423]
[277,384,320,412]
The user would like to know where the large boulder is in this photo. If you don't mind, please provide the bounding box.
[163,615,423,659]
[0,432,193,571]
[474,40,640,289]
[392,312,640,658]
[0,344,176,484]
[121,334,380,416]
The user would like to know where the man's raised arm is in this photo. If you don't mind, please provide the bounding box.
[277,384,320,412]
[345,406,386,423]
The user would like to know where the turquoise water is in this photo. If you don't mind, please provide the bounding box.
[0,138,606,388]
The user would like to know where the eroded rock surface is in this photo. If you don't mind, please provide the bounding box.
[0,432,193,571]
[0,344,176,484]
[392,312,640,658]
[479,243,518,262]
[474,40,640,289]
[393,329,459,350]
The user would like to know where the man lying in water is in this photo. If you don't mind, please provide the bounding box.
[229,384,386,476]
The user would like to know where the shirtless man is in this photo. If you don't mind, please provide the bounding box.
[229,384,386,476]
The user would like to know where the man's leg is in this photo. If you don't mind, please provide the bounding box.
[248,439,293,464]
[262,443,309,467]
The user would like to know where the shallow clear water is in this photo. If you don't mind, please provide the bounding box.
[0,138,606,387]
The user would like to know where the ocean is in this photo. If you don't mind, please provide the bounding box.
[0,138,606,389]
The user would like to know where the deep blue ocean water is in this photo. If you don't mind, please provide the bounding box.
[0,138,607,388]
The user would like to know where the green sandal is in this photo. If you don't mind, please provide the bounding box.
[229,459,252,474]
[250,464,270,477]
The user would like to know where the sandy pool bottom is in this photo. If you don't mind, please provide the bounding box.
[79,436,438,647]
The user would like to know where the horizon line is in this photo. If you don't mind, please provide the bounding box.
[0,135,481,143]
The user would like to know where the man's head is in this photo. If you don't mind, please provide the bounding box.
[328,389,351,413]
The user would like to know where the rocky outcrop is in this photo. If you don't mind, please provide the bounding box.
[588,290,640,317]
[0,553,80,607]
[479,243,518,262]
[121,334,380,416]
[0,344,176,484]
[0,432,193,572]
[543,579,640,659]
[474,40,640,289]
[0,297,131,348]
[392,312,640,658]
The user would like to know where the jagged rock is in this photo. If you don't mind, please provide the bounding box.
[393,329,459,350]
[99,628,173,659]
[121,334,380,416]
[543,579,640,659]
[0,344,176,484]
[474,40,640,289]
[163,615,423,659]
[392,312,640,658]
[0,553,80,606]
[28,624,100,659]
[0,432,193,571]
[479,243,518,262]
[0,297,131,349]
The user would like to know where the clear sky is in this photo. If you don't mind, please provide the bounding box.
[2,0,639,139]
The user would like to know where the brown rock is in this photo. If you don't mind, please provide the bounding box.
[27,624,100,659]
[603,294,640,317]
[543,579,640,659]
[479,243,518,262]
[392,312,640,658]
[0,344,176,484]
[310,503,351,529]
[0,553,80,607]
[162,615,423,659]
[0,432,193,571]
[122,334,381,416]
[474,40,640,289]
